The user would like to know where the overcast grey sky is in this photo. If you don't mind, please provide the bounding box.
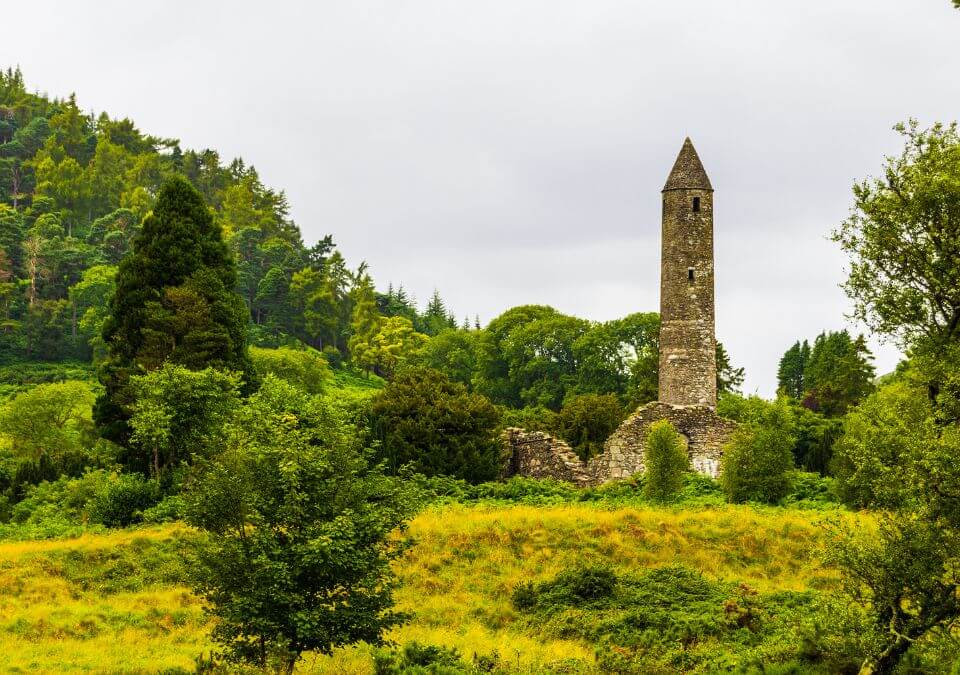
[4,1,958,395]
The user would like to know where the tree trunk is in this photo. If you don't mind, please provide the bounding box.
[860,637,912,675]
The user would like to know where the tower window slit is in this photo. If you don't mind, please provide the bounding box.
[692,196,700,212]
[688,267,695,282]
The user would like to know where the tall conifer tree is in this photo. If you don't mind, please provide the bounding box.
[94,175,253,451]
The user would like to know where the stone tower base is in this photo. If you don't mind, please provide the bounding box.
[501,402,736,487]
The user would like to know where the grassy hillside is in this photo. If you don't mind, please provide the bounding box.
[0,502,847,673]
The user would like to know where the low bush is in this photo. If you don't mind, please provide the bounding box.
[782,472,839,508]
[249,346,330,394]
[677,472,725,501]
[8,471,110,525]
[2,470,161,534]
[467,477,579,504]
[371,368,501,483]
[141,494,187,523]
[322,345,344,369]
[513,563,820,672]
[512,566,617,611]
[373,641,485,674]
[643,420,688,502]
[416,473,732,508]
[88,473,162,527]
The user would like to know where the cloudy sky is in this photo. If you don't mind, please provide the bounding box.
[4,1,958,395]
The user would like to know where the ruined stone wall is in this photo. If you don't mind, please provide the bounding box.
[501,403,736,486]
[500,428,593,486]
[591,402,736,481]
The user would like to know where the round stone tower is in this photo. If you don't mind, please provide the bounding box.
[658,138,717,408]
[500,137,737,484]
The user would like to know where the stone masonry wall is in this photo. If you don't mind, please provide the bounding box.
[500,428,592,486]
[590,402,736,482]
[501,402,737,487]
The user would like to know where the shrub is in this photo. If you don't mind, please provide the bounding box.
[553,394,625,461]
[831,380,930,508]
[9,471,108,525]
[373,642,468,674]
[643,420,688,502]
[513,566,618,614]
[782,471,839,508]
[513,563,786,672]
[321,345,344,369]
[0,450,88,504]
[4,470,160,531]
[467,476,578,504]
[249,345,330,394]
[140,494,187,523]
[87,473,161,527]
[720,398,796,504]
[371,367,502,483]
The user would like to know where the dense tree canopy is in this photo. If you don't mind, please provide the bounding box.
[370,367,501,483]
[829,120,960,674]
[776,330,874,416]
[833,122,960,357]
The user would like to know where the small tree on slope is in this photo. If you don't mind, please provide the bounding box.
[642,420,688,502]
[720,398,795,504]
[185,377,416,672]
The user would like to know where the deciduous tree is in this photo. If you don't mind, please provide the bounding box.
[185,377,415,671]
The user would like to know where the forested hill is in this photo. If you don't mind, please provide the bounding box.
[0,66,462,365]
[0,67,749,417]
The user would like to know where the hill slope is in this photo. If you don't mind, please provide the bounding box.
[0,502,842,673]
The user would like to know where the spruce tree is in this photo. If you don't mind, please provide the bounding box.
[421,289,456,336]
[803,330,875,416]
[94,175,253,451]
[777,340,809,399]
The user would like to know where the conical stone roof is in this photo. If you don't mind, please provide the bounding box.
[662,137,712,192]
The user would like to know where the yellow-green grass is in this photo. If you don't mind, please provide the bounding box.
[0,504,854,673]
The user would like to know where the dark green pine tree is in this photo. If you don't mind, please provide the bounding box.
[802,330,874,416]
[777,339,810,399]
[716,341,745,395]
[420,289,456,336]
[94,175,254,452]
